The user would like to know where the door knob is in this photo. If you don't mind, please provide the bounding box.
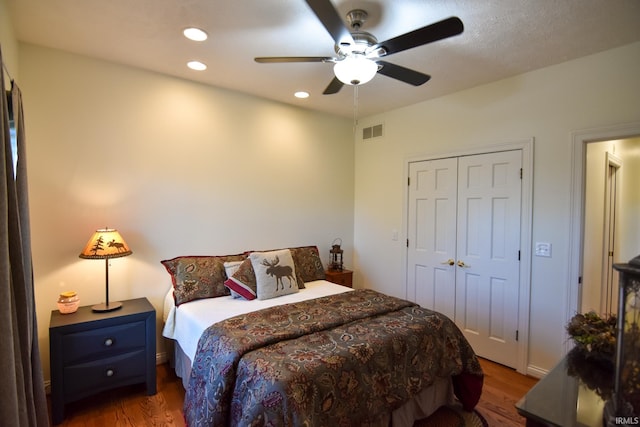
[457,260,470,268]
[441,259,455,266]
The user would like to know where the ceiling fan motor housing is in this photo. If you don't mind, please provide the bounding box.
[335,31,378,57]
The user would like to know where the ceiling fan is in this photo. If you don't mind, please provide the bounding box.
[254,0,464,95]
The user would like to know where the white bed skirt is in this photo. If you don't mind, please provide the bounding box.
[169,339,454,427]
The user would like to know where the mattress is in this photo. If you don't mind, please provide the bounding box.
[162,279,353,363]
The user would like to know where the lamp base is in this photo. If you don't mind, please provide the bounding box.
[92,301,123,312]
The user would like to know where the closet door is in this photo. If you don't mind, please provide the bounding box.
[455,150,522,367]
[407,158,458,319]
[407,150,522,368]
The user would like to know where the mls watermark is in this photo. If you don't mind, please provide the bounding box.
[615,417,640,425]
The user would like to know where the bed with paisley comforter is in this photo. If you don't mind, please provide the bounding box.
[161,248,483,427]
[180,288,482,426]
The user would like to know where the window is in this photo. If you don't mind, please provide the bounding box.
[6,90,17,177]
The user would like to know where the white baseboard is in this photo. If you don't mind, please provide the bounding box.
[526,364,548,379]
[156,351,168,365]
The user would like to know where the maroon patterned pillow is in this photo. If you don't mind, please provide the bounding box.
[161,254,245,306]
[224,259,257,300]
[289,246,326,282]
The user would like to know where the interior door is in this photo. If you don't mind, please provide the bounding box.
[407,157,458,319]
[407,150,522,368]
[455,150,522,366]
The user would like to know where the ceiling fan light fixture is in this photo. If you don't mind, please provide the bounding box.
[333,55,377,86]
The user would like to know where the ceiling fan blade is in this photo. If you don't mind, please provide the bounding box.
[305,0,355,48]
[255,56,333,63]
[376,61,431,86]
[323,77,344,95]
[373,17,463,56]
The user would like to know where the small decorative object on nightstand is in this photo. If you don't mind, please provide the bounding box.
[49,297,156,425]
[57,291,80,314]
[325,268,353,288]
[329,238,343,271]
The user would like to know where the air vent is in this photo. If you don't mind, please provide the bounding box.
[362,123,384,141]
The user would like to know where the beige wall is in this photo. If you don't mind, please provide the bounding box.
[18,44,354,381]
[617,138,640,262]
[353,41,640,374]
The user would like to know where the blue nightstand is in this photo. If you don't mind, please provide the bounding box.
[49,297,156,424]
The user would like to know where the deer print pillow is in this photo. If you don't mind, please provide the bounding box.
[249,249,300,300]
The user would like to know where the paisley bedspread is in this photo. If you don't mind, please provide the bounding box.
[183,289,483,427]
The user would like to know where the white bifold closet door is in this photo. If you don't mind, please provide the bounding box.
[407,150,522,368]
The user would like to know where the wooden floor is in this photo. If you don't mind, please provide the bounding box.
[49,358,538,426]
[476,358,539,425]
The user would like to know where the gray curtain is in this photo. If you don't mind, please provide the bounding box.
[1,47,49,426]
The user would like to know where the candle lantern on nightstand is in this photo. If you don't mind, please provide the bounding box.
[329,239,343,271]
[612,255,640,418]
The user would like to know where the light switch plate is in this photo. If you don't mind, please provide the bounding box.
[535,242,552,257]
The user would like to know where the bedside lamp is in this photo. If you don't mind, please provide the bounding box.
[79,228,132,312]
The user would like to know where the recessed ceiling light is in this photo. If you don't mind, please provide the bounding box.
[187,61,207,71]
[294,91,310,99]
[183,27,208,42]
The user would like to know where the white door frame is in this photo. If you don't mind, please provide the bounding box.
[402,138,533,375]
[567,121,640,354]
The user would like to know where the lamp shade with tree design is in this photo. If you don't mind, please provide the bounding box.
[79,228,132,312]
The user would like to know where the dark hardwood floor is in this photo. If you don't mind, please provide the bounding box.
[48,363,185,427]
[48,358,538,426]
[477,358,539,425]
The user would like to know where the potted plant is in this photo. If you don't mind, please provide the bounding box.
[566,311,617,362]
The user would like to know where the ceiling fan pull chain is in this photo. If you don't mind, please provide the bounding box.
[353,85,359,134]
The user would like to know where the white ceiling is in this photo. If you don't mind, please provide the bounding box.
[7,0,640,118]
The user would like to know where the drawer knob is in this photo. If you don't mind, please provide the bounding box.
[104,338,114,347]
[106,368,115,377]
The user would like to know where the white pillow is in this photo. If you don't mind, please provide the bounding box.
[249,249,299,300]
[223,261,244,299]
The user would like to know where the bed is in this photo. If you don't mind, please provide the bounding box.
[161,247,483,427]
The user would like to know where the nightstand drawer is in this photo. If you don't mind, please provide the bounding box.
[62,321,146,364]
[64,349,146,398]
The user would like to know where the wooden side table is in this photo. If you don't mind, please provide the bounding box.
[49,297,156,424]
[325,269,353,288]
